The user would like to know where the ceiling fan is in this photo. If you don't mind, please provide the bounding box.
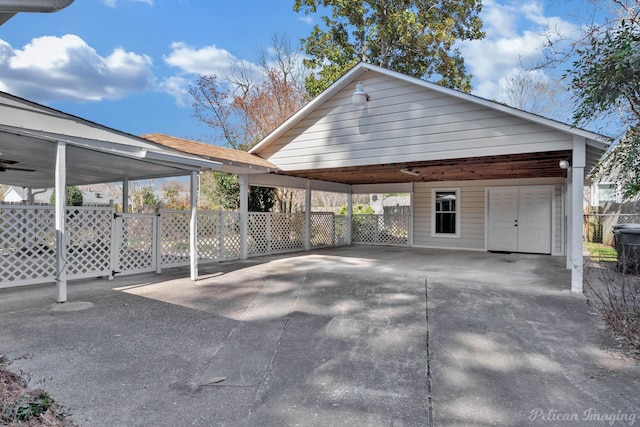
[0,155,36,172]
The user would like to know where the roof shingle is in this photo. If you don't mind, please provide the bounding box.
[141,133,277,170]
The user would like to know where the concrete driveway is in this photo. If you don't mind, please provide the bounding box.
[1,246,639,426]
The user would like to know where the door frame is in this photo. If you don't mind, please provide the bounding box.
[484,185,557,255]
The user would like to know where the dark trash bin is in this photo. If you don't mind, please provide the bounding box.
[613,224,640,274]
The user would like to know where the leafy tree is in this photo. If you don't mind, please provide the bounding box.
[199,172,276,212]
[337,203,375,215]
[566,3,640,198]
[293,0,485,96]
[50,186,83,206]
[130,185,159,213]
[200,172,240,210]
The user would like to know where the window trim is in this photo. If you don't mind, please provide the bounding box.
[431,188,461,238]
[596,182,618,205]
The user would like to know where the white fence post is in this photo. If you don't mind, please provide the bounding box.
[109,200,117,280]
[154,213,161,274]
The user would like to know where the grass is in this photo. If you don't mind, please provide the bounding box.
[585,242,618,262]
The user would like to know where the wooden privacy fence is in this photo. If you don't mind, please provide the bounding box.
[2,205,405,288]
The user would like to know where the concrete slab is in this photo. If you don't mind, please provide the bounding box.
[1,246,639,426]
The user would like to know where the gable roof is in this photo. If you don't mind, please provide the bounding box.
[246,62,610,184]
[250,62,610,156]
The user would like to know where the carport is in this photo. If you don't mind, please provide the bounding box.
[1,93,349,303]
[247,62,611,293]
[0,92,232,302]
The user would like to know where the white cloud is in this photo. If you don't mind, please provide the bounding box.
[101,0,153,7]
[459,0,579,100]
[0,34,155,102]
[163,42,239,76]
[160,75,190,108]
[161,42,262,106]
[297,16,313,25]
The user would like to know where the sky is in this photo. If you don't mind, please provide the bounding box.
[0,0,607,144]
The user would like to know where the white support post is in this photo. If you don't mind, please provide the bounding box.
[239,174,248,260]
[55,141,67,303]
[409,182,414,247]
[189,171,198,281]
[305,180,311,251]
[570,137,586,293]
[347,191,353,245]
[122,177,129,213]
[565,171,573,269]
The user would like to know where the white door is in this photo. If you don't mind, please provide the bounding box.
[488,187,552,254]
[488,188,519,252]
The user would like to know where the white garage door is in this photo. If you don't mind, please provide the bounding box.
[487,187,552,254]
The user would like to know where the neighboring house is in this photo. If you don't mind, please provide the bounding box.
[245,62,610,292]
[3,185,25,203]
[2,185,115,206]
[583,151,640,245]
[3,186,49,204]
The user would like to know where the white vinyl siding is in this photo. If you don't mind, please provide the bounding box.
[261,72,574,170]
[413,178,565,252]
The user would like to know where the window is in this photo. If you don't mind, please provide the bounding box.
[432,189,460,238]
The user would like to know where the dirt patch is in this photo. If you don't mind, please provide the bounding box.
[0,356,72,426]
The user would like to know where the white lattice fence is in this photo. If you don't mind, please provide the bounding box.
[116,213,157,276]
[334,215,348,246]
[351,213,409,246]
[197,211,241,262]
[1,205,56,287]
[66,207,112,279]
[1,205,113,288]
[310,212,349,248]
[159,210,190,267]
[248,212,305,256]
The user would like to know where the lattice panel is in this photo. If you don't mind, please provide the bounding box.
[117,214,156,274]
[248,213,269,255]
[334,215,348,246]
[270,213,304,253]
[247,213,304,256]
[352,214,379,244]
[311,213,335,247]
[197,211,241,261]
[196,211,220,262]
[220,212,241,259]
[379,214,409,245]
[66,207,112,278]
[160,210,191,266]
[0,206,57,285]
[352,214,409,246]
